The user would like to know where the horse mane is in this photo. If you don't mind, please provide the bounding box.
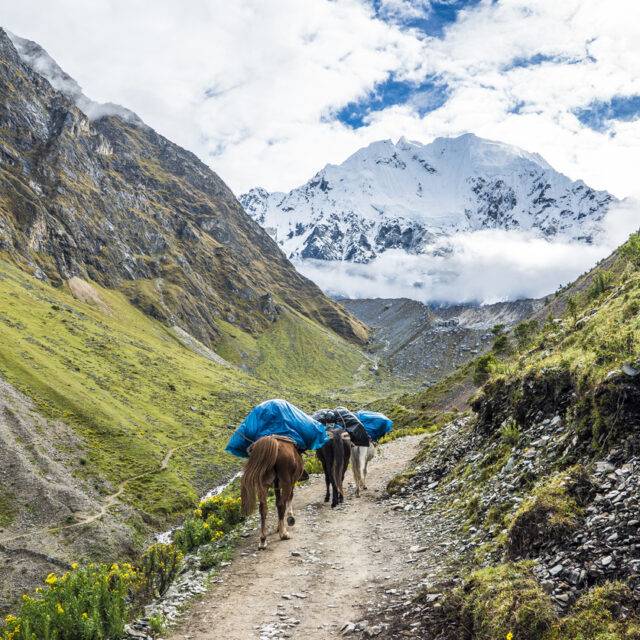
[241,436,279,516]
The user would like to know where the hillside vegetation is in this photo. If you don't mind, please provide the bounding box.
[371,232,640,638]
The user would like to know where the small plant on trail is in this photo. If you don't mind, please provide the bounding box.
[149,613,167,639]
[198,544,219,571]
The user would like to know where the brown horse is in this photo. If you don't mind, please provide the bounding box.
[240,435,304,550]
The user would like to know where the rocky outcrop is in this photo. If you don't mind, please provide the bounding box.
[341,297,542,381]
[0,29,367,346]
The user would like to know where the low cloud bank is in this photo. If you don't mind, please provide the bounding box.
[295,201,640,304]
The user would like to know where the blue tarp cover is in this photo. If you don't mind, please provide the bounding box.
[355,410,393,441]
[225,399,330,458]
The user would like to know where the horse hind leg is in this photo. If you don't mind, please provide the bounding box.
[277,480,293,540]
[362,447,372,490]
[351,448,362,498]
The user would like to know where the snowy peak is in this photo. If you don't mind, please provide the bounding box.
[240,134,615,266]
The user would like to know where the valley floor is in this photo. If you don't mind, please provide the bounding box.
[166,435,436,640]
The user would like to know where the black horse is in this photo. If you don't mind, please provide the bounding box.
[316,426,351,508]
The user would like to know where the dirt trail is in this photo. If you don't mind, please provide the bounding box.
[0,439,206,545]
[167,435,426,640]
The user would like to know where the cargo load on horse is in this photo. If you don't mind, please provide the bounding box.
[225,398,329,458]
[355,410,393,442]
[311,406,370,447]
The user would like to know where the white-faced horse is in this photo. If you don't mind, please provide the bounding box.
[350,442,376,497]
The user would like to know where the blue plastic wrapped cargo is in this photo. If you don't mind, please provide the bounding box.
[355,410,393,441]
[225,399,330,458]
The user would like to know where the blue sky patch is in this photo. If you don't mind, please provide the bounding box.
[368,0,483,38]
[575,95,640,132]
[336,75,449,128]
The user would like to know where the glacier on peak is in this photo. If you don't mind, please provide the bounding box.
[240,134,618,303]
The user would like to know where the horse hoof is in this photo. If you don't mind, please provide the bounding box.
[259,538,267,550]
[324,496,330,503]
[280,532,291,540]
[287,516,295,526]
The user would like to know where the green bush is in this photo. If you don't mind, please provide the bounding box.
[500,420,521,446]
[174,495,243,554]
[474,354,497,385]
[137,543,183,598]
[492,334,511,354]
[620,232,640,267]
[545,582,640,640]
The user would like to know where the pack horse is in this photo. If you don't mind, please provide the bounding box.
[225,399,330,550]
[316,426,351,508]
[240,435,303,549]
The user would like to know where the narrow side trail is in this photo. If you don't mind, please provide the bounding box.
[0,438,207,545]
[167,435,426,640]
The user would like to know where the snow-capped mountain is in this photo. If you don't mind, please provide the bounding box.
[240,134,615,265]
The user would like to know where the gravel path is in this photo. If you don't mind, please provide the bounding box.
[166,435,427,640]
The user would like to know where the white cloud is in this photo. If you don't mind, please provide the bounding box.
[1,0,639,200]
[295,213,640,304]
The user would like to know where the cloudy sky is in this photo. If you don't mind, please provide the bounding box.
[2,0,640,198]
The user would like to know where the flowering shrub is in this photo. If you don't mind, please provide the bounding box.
[137,544,183,598]
[0,563,138,640]
[174,495,243,553]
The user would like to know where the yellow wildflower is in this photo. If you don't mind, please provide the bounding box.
[507,633,513,640]
[83,613,88,619]
[5,615,17,626]
[45,573,57,585]
[57,603,64,614]
[71,563,78,569]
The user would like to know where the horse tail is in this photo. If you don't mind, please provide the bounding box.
[241,436,279,516]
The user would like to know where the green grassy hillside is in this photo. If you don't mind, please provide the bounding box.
[0,256,372,521]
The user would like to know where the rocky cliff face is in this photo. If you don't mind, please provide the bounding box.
[0,30,367,346]
[240,134,614,266]
[341,297,542,381]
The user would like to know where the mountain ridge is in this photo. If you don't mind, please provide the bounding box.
[0,28,367,346]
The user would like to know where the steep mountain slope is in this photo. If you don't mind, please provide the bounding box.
[241,135,614,265]
[341,297,542,381]
[0,29,366,346]
[0,256,371,615]
[366,232,640,639]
